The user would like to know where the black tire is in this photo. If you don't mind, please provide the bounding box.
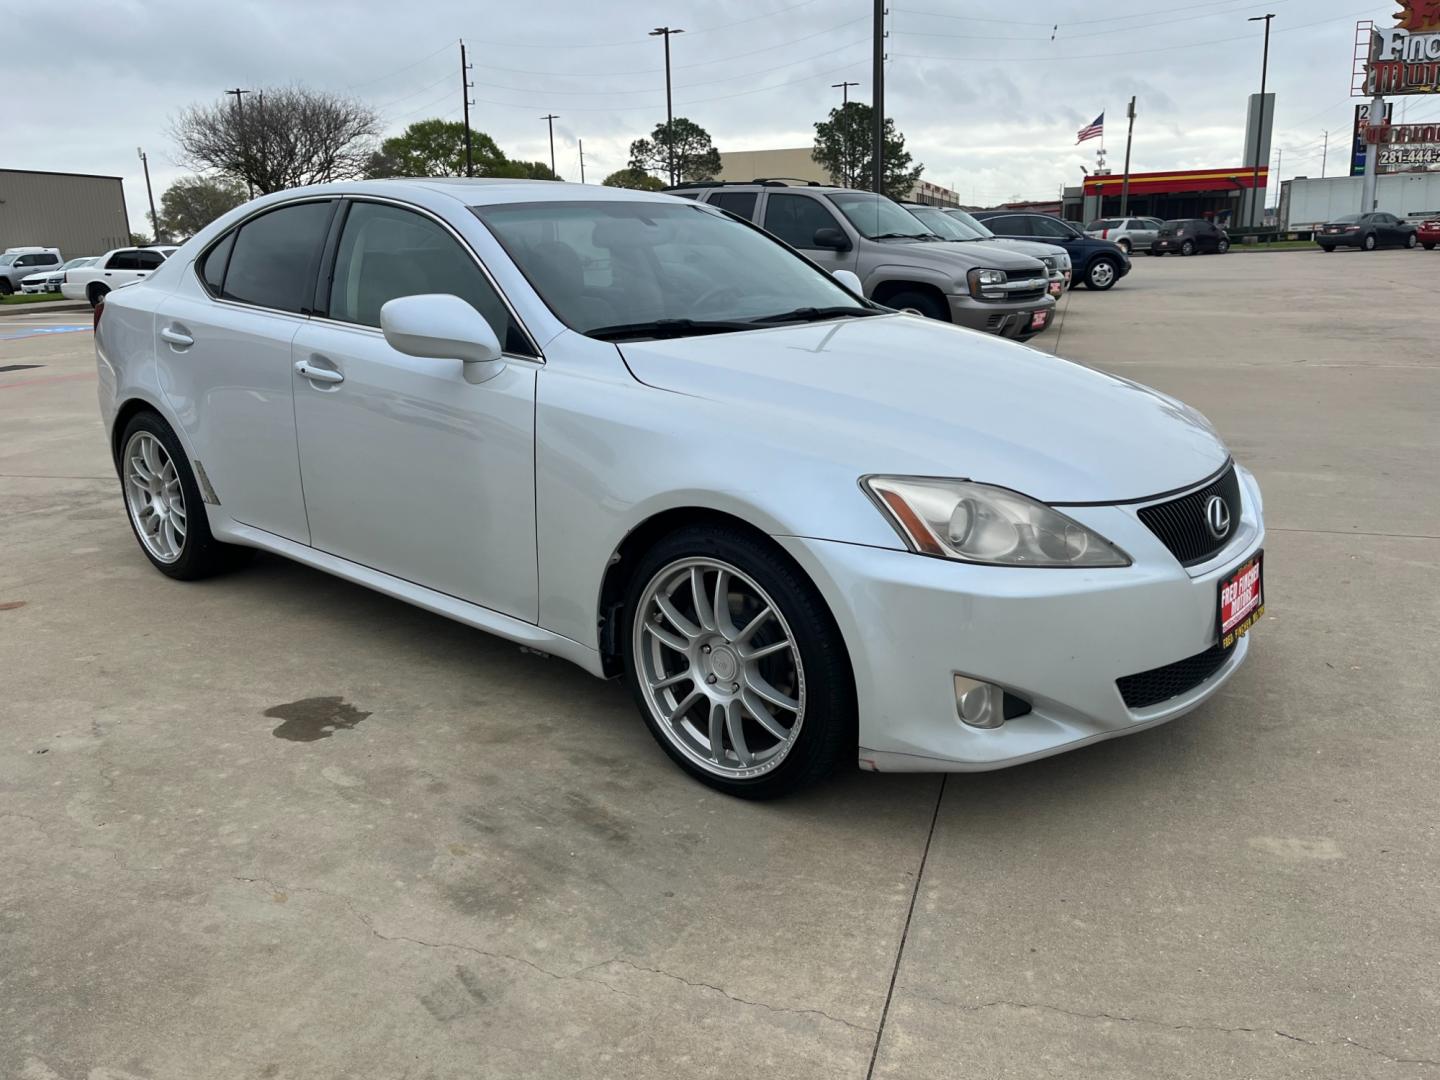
[1425,242,1437,251]
[87,282,110,306]
[1083,257,1120,290]
[1405,233,1418,249]
[1320,245,1335,253]
[1180,240,1196,256]
[1217,238,1231,254]
[0,279,13,296]
[1117,238,1132,254]
[883,289,950,322]
[620,524,855,799]
[117,410,254,580]
[1362,233,1377,251]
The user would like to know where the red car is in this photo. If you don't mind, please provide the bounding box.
[1419,219,1440,250]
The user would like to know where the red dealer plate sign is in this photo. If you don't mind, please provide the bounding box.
[1217,552,1264,650]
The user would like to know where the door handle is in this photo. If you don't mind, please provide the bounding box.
[159,325,193,347]
[295,360,344,385]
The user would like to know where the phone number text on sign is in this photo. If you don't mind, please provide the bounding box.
[1219,557,1264,649]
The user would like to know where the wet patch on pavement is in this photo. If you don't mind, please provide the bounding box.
[265,696,372,742]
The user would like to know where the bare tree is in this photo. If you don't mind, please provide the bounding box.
[171,86,381,195]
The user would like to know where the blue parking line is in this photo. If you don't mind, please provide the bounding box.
[0,325,92,341]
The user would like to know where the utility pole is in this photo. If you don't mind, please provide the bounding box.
[832,81,860,186]
[541,114,559,178]
[649,27,684,186]
[831,80,859,105]
[137,147,162,243]
[578,139,586,184]
[1321,130,1329,178]
[460,40,475,177]
[872,0,885,195]
[1119,96,1137,216]
[1247,13,1275,229]
[224,87,253,198]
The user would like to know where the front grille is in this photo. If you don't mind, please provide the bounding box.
[1117,644,1230,709]
[1007,286,1047,303]
[1137,466,1241,567]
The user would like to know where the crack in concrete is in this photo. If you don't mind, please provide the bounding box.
[903,992,1440,1068]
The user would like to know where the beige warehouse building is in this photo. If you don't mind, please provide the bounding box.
[0,169,131,257]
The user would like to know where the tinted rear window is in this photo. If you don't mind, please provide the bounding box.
[707,191,758,221]
[222,201,335,313]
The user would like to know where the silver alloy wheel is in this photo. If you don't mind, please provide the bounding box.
[123,431,187,563]
[634,557,805,779]
[1090,260,1116,288]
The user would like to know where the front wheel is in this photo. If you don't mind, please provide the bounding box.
[1406,233,1418,249]
[883,289,950,322]
[0,279,13,296]
[1084,257,1119,290]
[1117,239,1132,254]
[1180,240,1196,256]
[1362,233,1377,251]
[87,283,110,306]
[118,412,253,580]
[1425,242,1436,250]
[622,525,854,798]
[1320,245,1335,253]
[1217,239,1231,254]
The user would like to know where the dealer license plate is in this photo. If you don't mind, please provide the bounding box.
[1217,552,1264,649]
[1030,310,1048,330]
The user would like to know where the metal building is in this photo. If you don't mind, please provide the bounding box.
[0,169,130,258]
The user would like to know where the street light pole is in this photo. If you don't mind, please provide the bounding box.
[872,0,885,195]
[1248,13,1275,229]
[649,27,684,186]
[541,114,559,178]
[1119,96,1137,217]
[137,147,162,243]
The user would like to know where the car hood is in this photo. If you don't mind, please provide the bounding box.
[617,314,1229,503]
[969,237,1068,263]
[906,240,1045,273]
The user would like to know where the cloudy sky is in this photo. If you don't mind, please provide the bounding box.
[10,0,1419,230]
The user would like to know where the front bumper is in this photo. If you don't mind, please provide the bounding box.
[948,293,1056,339]
[777,466,1265,771]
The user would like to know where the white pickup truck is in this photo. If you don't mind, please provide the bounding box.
[61,246,178,306]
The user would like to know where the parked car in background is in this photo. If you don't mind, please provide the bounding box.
[0,247,63,294]
[1151,219,1230,256]
[671,181,1055,340]
[20,256,97,294]
[1316,212,1418,252]
[95,178,1265,796]
[973,211,1131,291]
[1084,217,1163,254]
[1418,217,1440,250]
[898,203,1070,298]
[61,246,176,305]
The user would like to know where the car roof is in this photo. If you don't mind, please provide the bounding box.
[389,178,690,207]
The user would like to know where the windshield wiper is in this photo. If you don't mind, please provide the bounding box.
[585,318,757,342]
[751,306,880,324]
[868,231,934,241]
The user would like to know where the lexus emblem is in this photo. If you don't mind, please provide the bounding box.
[1205,495,1231,540]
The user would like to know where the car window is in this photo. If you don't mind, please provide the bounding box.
[1090,219,1119,230]
[991,215,1032,236]
[763,193,845,248]
[14,255,36,267]
[40,253,59,265]
[133,250,165,270]
[107,251,140,270]
[222,200,335,314]
[199,231,235,296]
[327,200,531,354]
[473,199,868,335]
[706,191,758,221]
[1031,216,1076,239]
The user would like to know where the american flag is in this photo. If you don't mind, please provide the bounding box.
[1076,113,1104,144]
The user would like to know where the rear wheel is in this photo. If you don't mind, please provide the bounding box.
[1425,242,1436,250]
[1180,240,1196,256]
[621,525,854,798]
[118,411,253,580]
[1117,238,1132,254]
[1217,238,1231,254]
[882,289,949,321]
[1320,245,1335,253]
[87,282,110,306]
[1405,233,1418,249]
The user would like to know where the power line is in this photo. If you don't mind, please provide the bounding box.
[345,40,456,89]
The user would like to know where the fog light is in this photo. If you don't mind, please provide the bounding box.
[954,675,1004,728]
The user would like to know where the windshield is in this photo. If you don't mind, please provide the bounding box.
[60,258,93,270]
[827,192,935,240]
[0,255,16,266]
[942,208,994,238]
[906,206,974,241]
[473,199,872,336]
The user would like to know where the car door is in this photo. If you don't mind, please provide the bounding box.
[154,198,337,545]
[290,198,539,620]
[759,192,857,274]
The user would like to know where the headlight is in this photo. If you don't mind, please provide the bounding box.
[967,268,1007,300]
[863,476,1132,568]
[1040,256,1057,271]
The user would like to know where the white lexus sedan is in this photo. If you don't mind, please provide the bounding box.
[94,179,1265,798]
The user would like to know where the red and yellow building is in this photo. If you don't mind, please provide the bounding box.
[1077,166,1270,225]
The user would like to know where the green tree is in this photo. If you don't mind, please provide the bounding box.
[812,102,923,196]
[493,159,562,181]
[364,118,508,178]
[159,175,247,240]
[628,117,721,184]
[603,167,666,191]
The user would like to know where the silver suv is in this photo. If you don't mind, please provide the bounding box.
[0,247,63,294]
[1083,217,1162,255]
[671,182,1055,340]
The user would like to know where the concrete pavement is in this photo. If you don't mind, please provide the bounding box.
[2,250,1437,1079]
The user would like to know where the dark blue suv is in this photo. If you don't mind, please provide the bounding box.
[973,211,1131,291]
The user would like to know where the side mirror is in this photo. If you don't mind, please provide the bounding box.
[831,269,864,295]
[812,227,852,251]
[380,294,505,384]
